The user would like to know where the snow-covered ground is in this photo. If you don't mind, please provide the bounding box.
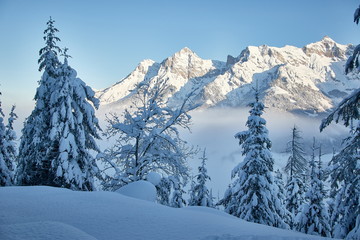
[0,186,332,240]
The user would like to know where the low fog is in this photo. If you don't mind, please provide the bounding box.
[97,106,348,198]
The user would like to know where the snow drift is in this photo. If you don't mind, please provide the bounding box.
[0,186,331,240]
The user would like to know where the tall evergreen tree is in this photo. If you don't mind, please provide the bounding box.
[274,169,292,227]
[221,88,288,229]
[5,105,18,161]
[188,149,213,207]
[296,138,331,237]
[285,174,306,229]
[283,126,308,228]
[327,149,338,236]
[320,5,360,239]
[324,135,359,239]
[38,17,61,74]
[0,95,7,185]
[17,19,101,190]
[17,17,62,186]
[285,126,307,179]
[0,97,17,186]
[45,49,101,190]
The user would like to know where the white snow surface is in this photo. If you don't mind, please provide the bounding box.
[116,180,157,202]
[0,186,331,240]
[146,171,162,186]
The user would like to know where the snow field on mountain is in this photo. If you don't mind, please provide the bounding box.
[96,37,358,114]
[0,186,331,240]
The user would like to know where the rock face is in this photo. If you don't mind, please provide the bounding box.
[96,37,359,114]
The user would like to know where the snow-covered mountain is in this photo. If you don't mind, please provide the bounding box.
[96,37,359,114]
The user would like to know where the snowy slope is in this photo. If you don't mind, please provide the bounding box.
[0,186,332,240]
[96,36,358,114]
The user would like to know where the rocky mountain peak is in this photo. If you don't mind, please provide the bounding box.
[161,47,214,79]
[321,35,336,43]
[177,46,195,55]
[164,47,200,63]
[97,38,358,115]
[302,36,348,59]
[136,59,157,74]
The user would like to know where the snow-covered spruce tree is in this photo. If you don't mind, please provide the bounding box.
[0,97,17,186]
[319,5,360,239]
[17,17,62,186]
[284,126,308,228]
[323,130,359,239]
[274,169,292,227]
[188,149,213,207]
[0,96,7,185]
[296,138,330,237]
[17,19,101,190]
[100,77,197,191]
[345,4,360,74]
[43,49,101,190]
[222,88,288,229]
[321,95,360,239]
[155,177,172,206]
[285,126,307,180]
[5,105,18,163]
[327,149,338,236]
[3,106,18,185]
[170,176,186,208]
[285,174,306,229]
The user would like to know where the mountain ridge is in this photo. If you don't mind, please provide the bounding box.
[96,37,359,115]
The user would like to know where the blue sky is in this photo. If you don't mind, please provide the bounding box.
[0,0,359,114]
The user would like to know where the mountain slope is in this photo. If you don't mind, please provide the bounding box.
[96,37,358,114]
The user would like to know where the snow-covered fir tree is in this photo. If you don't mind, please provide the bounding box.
[320,5,360,239]
[321,92,360,239]
[274,169,292,227]
[43,49,101,190]
[17,17,62,186]
[5,105,18,159]
[188,149,213,207]
[345,4,360,74]
[296,138,330,237]
[155,177,172,206]
[327,149,338,236]
[17,19,101,190]
[170,176,186,208]
[323,130,359,239]
[221,88,288,229]
[285,126,307,180]
[0,97,17,186]
[285,174,306,229]
[283,126,308,228]
[100,77,197,191]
